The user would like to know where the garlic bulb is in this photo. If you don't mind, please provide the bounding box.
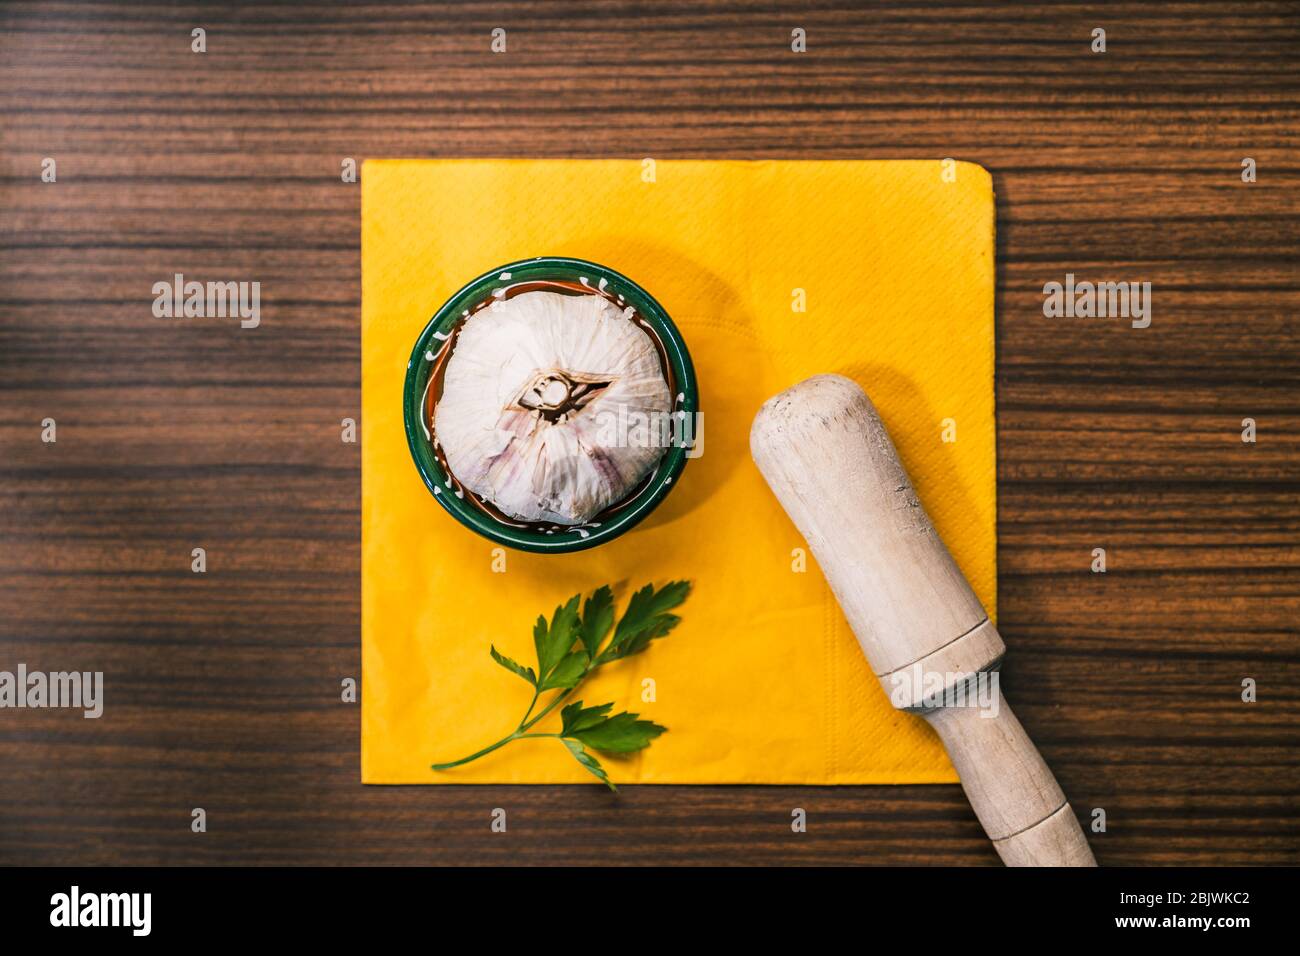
[435,289,672,525]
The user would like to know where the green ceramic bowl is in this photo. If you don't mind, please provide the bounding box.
[403,256,698,553]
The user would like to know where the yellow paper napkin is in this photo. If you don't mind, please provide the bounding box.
[361,159,994,784]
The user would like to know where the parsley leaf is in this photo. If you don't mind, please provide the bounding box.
[489,645,537,686]
[563,739,614,791]
[600,580,691,662]
[578,585,615,657]
[560,700,614,734]
[533,593,580,684]
[570,711,666,754]
[539,650,588,691]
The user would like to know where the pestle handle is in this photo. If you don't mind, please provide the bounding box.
[750,374,1095,866]
[925,689,1095,866]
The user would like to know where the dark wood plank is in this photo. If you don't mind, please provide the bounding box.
[0,0,1296,866]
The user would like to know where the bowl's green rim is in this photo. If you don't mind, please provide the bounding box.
[402,256,698,554]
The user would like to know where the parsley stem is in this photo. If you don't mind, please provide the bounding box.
[430,731,526,770]
[431,668,591,771]
[518,681,583,733]
[520,687,541,725]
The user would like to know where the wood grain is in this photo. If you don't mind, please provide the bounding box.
[1,1,1297,866]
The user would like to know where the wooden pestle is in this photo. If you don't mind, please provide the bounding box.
[751,374,1096,866]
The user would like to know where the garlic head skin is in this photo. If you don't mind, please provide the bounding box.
[435,290,672,525]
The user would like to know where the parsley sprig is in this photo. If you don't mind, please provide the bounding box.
[432,581,691,790]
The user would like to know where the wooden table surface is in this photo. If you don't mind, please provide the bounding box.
[1,1,1296,866]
